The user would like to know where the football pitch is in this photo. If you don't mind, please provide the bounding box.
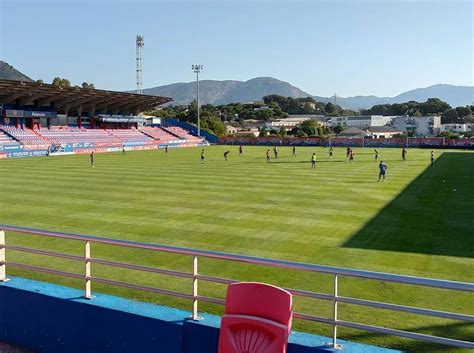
[0,146,473,352]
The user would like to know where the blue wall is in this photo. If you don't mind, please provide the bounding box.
[0,277,402,353]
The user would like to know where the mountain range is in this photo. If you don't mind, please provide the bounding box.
[1,61,472,110]
[142,78,473,110]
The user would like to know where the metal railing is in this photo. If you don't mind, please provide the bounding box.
[0,224,473,350]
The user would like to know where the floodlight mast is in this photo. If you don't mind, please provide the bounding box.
[136,35,144,94]
[192,64,203,136]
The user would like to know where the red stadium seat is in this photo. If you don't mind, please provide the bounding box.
[218,282,293,353]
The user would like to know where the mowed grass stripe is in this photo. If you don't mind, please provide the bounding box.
[1,146,472,352]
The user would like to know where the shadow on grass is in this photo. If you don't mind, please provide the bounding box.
[343,152,474,258]
[341,321,473,353]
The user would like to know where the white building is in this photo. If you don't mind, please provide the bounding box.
[253,105,271,111]
[330,115,393,128]
[440,123,472,134]
[145,117,161,125]
[288,114,328,123]
[391,116,441,136]
[366,126,404,138]
[225,124,238,135]
[265,117,311,130]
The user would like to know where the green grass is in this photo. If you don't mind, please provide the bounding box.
[0,146,473,352]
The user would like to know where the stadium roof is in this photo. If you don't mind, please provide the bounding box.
[0,79,172,115]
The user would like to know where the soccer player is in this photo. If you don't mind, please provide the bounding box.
[430,150,435,165]
[165,145,169,155]
[273,146,278,158]
[374,149,379,162]
[378,160,387,181]
[402,147,407,161]
[292,145,296,157]
[311,153,316,169]
[122,145,126,154]
[346,146,351,159]
[348,149,354,164]
[200,149,205,163]
[90,151,95,167]
[329,147,333,158]
[266,149,271,163]
[239,145,243,156]
[224,150,230,161]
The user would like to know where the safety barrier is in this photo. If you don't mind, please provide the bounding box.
[0,224,472,350]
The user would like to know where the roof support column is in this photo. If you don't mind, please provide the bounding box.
[77,106,83,129]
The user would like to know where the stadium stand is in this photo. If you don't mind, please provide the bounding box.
[106,128,153,143]
[0,80,212,158]
[0,125,206,151]
[164,126,203,142]
[0,128,18,146]
[1,126,49,147]
[139,126,179,143]
[36,126,121,145]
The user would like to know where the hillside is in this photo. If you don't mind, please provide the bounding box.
[142,79,473,110]
[141,77,313,106]
[0,61,33,82]
[1,60,472,110]
[389,84,473,108]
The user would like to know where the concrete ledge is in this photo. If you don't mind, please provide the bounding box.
[0,277,402,353]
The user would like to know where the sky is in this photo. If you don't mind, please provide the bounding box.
[0,0,473,97]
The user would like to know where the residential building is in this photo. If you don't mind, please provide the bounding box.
[391,116,441,136]
[366,126,403,138]
[288,114,328,124]
[330,115,393,128]
[440,123,471,134]
[233,127,259,137]
[265,116,311,130]
[253,105,271,111]
[225,124,238,135]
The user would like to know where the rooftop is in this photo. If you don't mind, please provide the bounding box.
[0,79,172,116]
[367,126,403,133]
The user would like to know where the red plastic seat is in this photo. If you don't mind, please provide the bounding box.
[218,282,293,353]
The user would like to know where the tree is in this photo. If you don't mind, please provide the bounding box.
[324,102,335,114]
[278,126,287,137]
[362,98,452,117]
[456,106,472,120]
[332,125,344,134]
[439,131,460,139]
[200,113,226,137]
[324,102,344,116]
[255,109,274,121]
[82,82,95,89]
[263,95,324,115]
[442,109,459,124]
[36,79,44,84]
[392,133,408,138]
[259,129,268,137]
[420,98,451,115]
[295,130,308,137]
[300,120,316,136]
[52,77,71,88]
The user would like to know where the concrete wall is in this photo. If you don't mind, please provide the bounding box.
[0,277,401,353]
